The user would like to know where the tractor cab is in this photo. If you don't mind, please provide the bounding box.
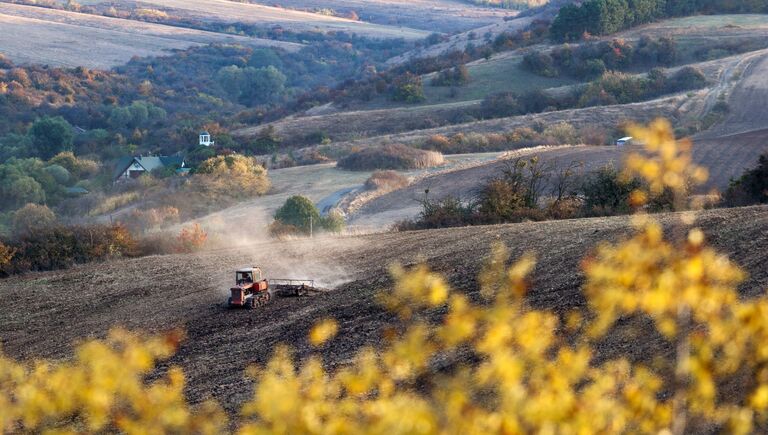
[236,267,262,285]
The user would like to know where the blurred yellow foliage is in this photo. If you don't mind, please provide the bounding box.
[0,329,226,434]
[1,120,767,434]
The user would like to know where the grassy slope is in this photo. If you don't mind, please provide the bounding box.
[422,51,579,103]
[0,3,302,69]
[75,0,431,39]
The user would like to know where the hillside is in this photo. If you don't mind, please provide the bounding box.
[1,205,765,412]
[245,0,515,33]
[73,0,432,40]
[0,2,302,69]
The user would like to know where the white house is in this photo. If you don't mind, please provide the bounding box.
[616,136,633,146]
[199,131,214,147]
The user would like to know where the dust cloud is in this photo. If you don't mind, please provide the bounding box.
[188,206,364,293]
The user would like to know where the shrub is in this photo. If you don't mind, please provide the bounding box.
[667,66,707,92]
[337,144,444,171]
[365,170,409,191]
[423,134,453,153]
[0,240,15,273]
[397,196,477,230]
[268,220,303,238]
[430,66,470,87]
[723,154,768,206]
[321,209,346,234]
[274,195,321,235]
[8,224,136,273]
[541,122,579,144]
[48,151,100,178]
[480,91,522,118]
[389,72,425,103]
[522,51,558,77]
[43,164,71,185]
[193,154,271,199]
[582,164,642,216]
[11,203,56,237]
[176,223,207,253]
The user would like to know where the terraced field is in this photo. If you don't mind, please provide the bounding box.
[0,2,301,68]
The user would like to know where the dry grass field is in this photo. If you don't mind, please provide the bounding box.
[0,2,302,68]
[74,0,431,40]
[0,205,765,412]
[245,0,514,33]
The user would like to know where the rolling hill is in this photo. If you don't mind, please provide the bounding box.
[74,0,432,40]
[0,2,302,69]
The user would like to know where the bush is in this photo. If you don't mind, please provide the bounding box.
[176,223,207,253]
[667,66,707,92]
[582,164,641,216]
[337,144,444,171]
[48,152,100,179]
[8,224,136,273]
[397,196,478,231]
[192,154,271,199]
[11,203,56,237]
[522,52,558,77]
[321,209,346,234]
[430,66,470,87]
[268,220,303,238]
[0,240,15,274]
[389,72,425,103]
[274,195,321,235]
[480,92,523,118]
[541,122,579,144]
[723,154,768,206]
[365,170,409,191]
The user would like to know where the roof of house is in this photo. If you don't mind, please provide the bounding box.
[200,131,210,136]
[113,155,185,180]
[617,136,633,141]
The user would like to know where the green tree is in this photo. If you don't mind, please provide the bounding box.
[274,195,321,234]
[215,65,287,105]
[28,116,73,160]
[43,165,71,185]
[0,163,45,211]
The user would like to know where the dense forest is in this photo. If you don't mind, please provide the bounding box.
[551,0,768,41]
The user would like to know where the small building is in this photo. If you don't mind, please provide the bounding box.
[64,186,89,196]
[199,131,214,147]
[113,155,185,182]
[616,136,633,146]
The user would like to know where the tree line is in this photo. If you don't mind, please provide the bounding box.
[551,0,768,41]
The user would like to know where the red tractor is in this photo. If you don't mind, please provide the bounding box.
[227,267,315,309]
